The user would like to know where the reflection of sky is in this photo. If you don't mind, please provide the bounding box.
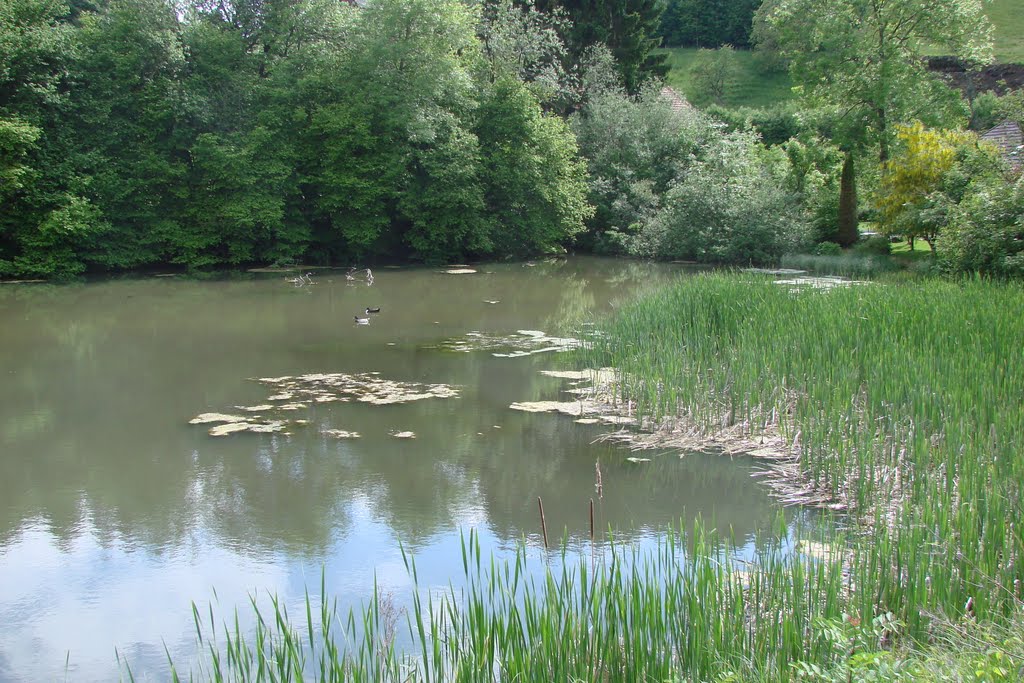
[0,519,289,682]
[0,259,804,681]
[0,505,793,681]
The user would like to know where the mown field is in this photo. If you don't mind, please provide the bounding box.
[988,0,1024,62]
[660,0,1024,109]
[658,47,794,109]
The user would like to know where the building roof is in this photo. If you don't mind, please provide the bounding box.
[980,120,1023,171]
[660,86,692,114]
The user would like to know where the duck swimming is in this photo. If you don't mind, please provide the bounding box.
[365,307,381,314]
[354,315,370,325]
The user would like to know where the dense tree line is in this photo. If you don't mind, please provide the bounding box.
[4,0,1019,279]
[0,0,605,277]
[0,0,813,280]
[658,0,760,48]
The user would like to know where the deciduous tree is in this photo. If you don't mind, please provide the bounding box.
[755,0,991,164]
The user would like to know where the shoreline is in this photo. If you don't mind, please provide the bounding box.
[522,368,849,511]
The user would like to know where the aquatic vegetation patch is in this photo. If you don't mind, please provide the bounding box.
[509,400,586,416]
[256,372,459,405]
[188,373,459,436]
[579,272,1024,643]
[772,275,870,290]
[433,329,581,356]
[321,428,361,439]
[189,413,289,437]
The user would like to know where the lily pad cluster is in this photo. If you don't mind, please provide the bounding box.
[188,372,459,437]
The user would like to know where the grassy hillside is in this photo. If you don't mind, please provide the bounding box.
[660,0,1024,110]
[657,47,793,109]
[988,0,1024,62]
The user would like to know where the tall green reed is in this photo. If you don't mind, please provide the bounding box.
[178,523,855,682]
[579,273,1024,634]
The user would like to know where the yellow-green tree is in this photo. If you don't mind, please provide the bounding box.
[877,121,975,251]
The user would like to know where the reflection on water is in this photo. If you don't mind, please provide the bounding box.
[0,258,790,681]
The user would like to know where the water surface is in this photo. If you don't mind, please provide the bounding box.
[0,257,787,681]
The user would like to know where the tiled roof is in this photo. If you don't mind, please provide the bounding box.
[980,120,1023,170]
[660,86,692,114]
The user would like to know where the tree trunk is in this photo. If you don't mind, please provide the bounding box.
[837,152,859,248]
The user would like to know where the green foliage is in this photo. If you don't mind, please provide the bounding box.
[688,44,738,106]
[572,83,714,253]
[0,115,40,196]
[0,0,74,114]
[938,176,1024,277]
[658,0,760,49]
[69,0,188,269]
[837,153,858,247]
[970,91,1003,132]
[477,0,573,107]
[638,131,809,263]
[814,241,842,256]
[3,194,108,278]
[756,0,989,162]
[537,0,668,94]
[400,111,489,263]
[574,82,819,264]
[779,134,844,242]
[854,234,892,256]
[0,0,605,277]
[479,77,592,257]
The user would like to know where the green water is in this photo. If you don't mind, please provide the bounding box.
[0,257,786,681]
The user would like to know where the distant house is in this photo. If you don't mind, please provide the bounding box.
[660,86,692,114]
[980,120,1023,172]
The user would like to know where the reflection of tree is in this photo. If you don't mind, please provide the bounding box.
[472,410,785,547]
[0,258,783,563]
[189,438,353,557]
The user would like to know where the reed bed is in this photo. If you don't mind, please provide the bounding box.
[579,273,1024,635]
[174,525,859,682]
[164,272,1023,681]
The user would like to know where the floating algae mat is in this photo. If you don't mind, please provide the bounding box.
[509,368,637,426]
[432,329,581,357]
[189,372,460,436]
[772,275,870,290]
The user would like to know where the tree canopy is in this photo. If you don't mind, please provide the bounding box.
[0,0,597,277]
[755,0,992,161]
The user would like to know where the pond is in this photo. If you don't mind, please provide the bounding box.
[0,257,793,681]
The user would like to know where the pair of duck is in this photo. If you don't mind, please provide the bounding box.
[354,307,381,324]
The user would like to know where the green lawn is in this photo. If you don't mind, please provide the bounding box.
[657,47,794,109]
[890,239,933,255]
[659,1,1024,111]
[987,0,1024,63]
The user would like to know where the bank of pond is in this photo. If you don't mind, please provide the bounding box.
[146,272,1023,681]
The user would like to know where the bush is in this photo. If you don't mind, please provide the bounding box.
[970,91,1002,131]
[938,178,1024,277]
[854,235,892,256]
[814,241,842,255]
[704,104,806,146]
[638,130,809,264]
